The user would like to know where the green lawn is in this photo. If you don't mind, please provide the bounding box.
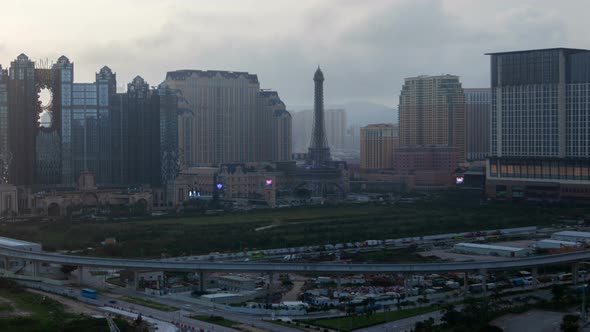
[304,306,440,331]
[0,301,13,312]
[268,320,307,331]
[120,295,177,311]
[0,190,587,258]
[190,314,241,328]
[0,278,132,331]
[106,277,126,287]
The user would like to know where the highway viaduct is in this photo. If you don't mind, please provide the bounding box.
[1,245,589,291]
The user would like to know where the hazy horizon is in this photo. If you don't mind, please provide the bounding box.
[0,0,587,108]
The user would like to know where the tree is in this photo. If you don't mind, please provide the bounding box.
[440,304,463,328]
[478,325,503,332]
[414,317,435,332]
[552,284,567,303]
[561,314,580,332]
[60,265,78,275]
[417,297,430,307]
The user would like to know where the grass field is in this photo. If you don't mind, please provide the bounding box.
[106,277,126,287]
[304,306,440,331]
[0,278,131,331]
[190,315,241,328]
[0,190,587,258]
[120,295,177,311]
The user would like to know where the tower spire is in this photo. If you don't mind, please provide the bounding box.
[307,67,330,167]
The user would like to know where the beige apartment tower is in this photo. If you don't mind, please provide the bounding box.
[398,75,465,161]
[163,70,291,166]
[360,124,398,169]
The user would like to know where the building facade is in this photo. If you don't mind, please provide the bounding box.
[0,66,8,184]
[0,184,17,216]
[57,58,118,187]
[117,76,161,187]
[360,123,398,170]
[486,48,590,201]
[393,145,459,187]
[292,109,347,153]
[163,70,290,167]
[258,90,292,162]
[464,88,491,161]
[398,75,465,162]
[7,54,38,186]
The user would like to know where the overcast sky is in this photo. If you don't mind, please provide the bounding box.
[0,0,585,107]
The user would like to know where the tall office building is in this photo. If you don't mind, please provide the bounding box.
[398,75,465,161]
[487,48,590,201]
[258,90,292,161]
[360,123,398,169]
[464,88,491,161]
[292,109,347,152]
[59,61,118,186]
[163,70,289,166]
[159,84,182,185]
[0,66,8,183]
[325,109,347,149]
[7,54,37,186]
[164,70,259,167]
[118,76,161,186]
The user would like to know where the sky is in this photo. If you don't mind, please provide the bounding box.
[0,0,586,108]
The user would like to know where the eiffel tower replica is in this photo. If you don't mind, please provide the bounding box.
[306,67,331,168]
[295,67,348,198]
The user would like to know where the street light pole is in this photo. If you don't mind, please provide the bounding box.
[583,283,587,322]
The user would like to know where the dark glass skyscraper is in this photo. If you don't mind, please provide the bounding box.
[487,48,590,201]
[59,61,118,186]
[0,54,183,191]
[464,88,491,161]
[0,65,8,184]
[7,54,37,186]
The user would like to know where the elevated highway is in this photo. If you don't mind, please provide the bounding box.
[1,244,589,274]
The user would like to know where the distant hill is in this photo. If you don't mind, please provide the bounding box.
[290,101,397,127]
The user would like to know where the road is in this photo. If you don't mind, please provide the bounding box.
[357,289,553,332]
[3,243,590,274]
[16,279,302,332]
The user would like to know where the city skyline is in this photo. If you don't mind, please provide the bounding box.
[1,0,588,108]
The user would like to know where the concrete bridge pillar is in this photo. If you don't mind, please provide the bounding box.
[198,271,206,292]
[134,271,139,290]
[32,261,39,278]
[463,272,468,293]
[479,269,487,296]
[3,256,9,270]
[573,262,580,285]
[532,267,539,288]
[403,273,411,296]
[78,266,84,285]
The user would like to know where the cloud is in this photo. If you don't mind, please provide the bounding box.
[0,0,581,109]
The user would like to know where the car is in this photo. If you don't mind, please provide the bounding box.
[108,300,117,304]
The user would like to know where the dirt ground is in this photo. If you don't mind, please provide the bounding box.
[282,274,306,302]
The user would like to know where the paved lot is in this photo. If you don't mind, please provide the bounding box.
[418,249,513,262]
[494,240,536,249]
[491,310,564,332]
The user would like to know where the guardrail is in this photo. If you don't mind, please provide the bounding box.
[0,244,589,274]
